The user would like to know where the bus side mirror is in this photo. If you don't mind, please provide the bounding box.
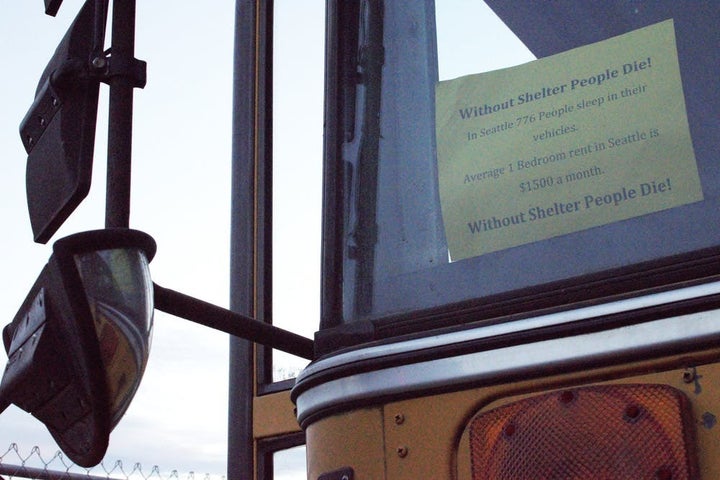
[0,230,155,467]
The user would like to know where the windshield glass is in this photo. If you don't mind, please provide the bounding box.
[323,1,720,340]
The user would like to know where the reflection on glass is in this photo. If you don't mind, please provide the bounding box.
[436,1,534,80]
[75,248,153,427]
[338,2,533,322]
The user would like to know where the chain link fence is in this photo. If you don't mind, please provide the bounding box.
[0,444,225,480]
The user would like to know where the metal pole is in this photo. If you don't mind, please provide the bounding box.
[105,0,136,228]
[228,1,260,479]
[154,284,314,360]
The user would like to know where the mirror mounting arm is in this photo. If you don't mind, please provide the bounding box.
[153,284,316,361]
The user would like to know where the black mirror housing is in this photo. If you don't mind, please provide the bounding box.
[0,229,156,467]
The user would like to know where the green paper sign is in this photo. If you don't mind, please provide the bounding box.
[436,20,702,261]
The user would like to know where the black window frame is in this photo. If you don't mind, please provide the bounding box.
[230,0,324,478]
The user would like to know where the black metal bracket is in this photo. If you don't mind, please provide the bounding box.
[91,51,147,89]
[153,283,315,360]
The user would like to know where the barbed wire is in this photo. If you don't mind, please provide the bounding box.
[0,444,225,480]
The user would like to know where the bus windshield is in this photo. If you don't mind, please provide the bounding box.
[320,1,720,347]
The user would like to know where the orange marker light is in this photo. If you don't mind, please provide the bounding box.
[469,384,698,479]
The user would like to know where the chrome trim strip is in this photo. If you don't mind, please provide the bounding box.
[295,282,720,425]
[299,281,720,381]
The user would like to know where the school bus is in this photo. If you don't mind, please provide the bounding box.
[1,1,719,479]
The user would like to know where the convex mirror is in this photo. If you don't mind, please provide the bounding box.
[0,229,155,466]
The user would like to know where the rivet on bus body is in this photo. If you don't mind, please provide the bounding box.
[559,390,575,405]
[655,466,672,480]
[624,404,642,422]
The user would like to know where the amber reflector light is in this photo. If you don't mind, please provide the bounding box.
[469,384,698,479]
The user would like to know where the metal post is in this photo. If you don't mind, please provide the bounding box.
[228,1,260,479]
[105,0,136,228]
